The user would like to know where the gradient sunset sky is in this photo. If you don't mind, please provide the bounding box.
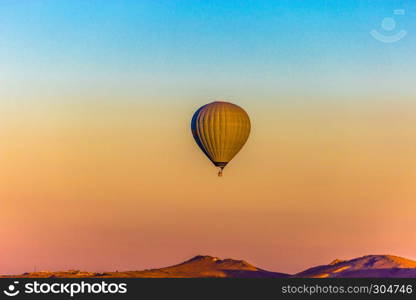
[1,0,416,274]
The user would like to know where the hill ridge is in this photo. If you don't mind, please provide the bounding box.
[2,254,416,278]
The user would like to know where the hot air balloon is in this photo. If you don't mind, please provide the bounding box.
[191,101,251,177]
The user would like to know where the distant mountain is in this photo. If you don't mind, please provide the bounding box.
[296,255,416,278]
[3,255,289,278]
[115,255,290,278]
[3,254,416,278]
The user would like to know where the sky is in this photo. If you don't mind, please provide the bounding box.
[1,0,416,274]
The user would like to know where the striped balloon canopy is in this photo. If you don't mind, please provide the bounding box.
[191,101,251,176]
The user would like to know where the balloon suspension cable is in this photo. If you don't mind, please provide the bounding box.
[218,167,224,177]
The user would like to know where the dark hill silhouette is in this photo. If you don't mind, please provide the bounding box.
[3,254,416,278]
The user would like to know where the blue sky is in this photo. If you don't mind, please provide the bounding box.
[1,0,415,103]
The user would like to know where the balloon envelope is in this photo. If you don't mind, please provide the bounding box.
[191,101,251,176]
